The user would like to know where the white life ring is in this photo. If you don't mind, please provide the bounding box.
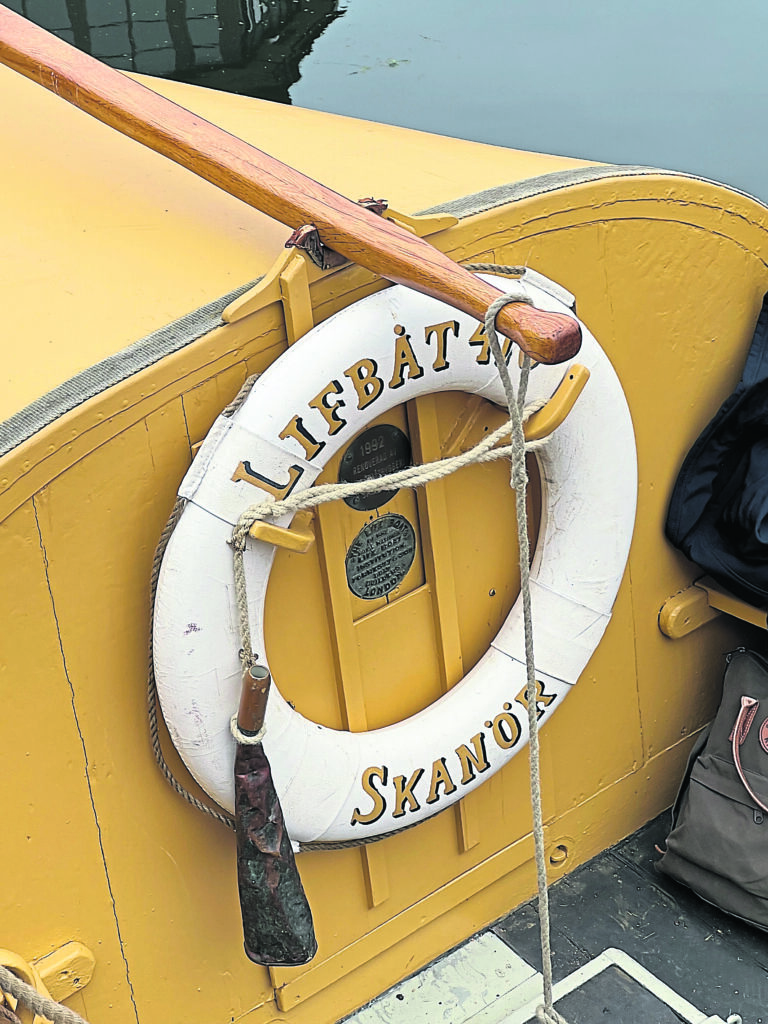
[153,273,637,847]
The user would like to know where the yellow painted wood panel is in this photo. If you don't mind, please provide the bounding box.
[489,212,766,761]
[32,403,276,1024]
[1,63,594,425]
[268,730,700,1024]
[0,501,134,1021]
[3,169,768,1024]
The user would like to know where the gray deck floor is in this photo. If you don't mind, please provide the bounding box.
[494,813,768,1023]
[346,812,768,1023]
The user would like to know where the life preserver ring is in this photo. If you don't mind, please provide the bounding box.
[153,272,637,846]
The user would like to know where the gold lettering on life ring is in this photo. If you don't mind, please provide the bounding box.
[344,358,384,410]
[231,462,304,499]
[308,379,347,435]
[515,679,557,721]
[278,416,326,461]
[468,322,514,366]
[424,319,458,372]
[455,732,490,785]
[351,766,388,825]
[485,708,521,750]
[392,768,424,818]
[425,757,457,805]
[389,325,424,389]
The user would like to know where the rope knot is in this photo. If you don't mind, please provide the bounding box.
[536,1005,569,1024]
[230,713,266,745]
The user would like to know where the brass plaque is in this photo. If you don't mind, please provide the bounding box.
[345,514,416,600]
[338,424,411,511]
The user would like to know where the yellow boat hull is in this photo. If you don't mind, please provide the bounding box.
[2,67,767,1023]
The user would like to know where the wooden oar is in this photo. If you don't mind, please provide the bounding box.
[0,5,580,365]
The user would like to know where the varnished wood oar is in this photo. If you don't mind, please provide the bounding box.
[0,5,580,364]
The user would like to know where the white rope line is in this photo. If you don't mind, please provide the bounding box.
[231,401,548,549]
[0,965,91,1024]
[230,400,549,673]
[230,714,266,745]
[229,281,570,1022]
[481,297,568,1024]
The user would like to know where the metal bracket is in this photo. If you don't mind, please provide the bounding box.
[222,204,458,326]
[659,576,768,639]
[285,198,389,270]
[437,364,589,462]
[523,364,590,441]
[0,943,95,1023]
[249,509,316,554]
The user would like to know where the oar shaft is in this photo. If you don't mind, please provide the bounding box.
[0,5,580,364]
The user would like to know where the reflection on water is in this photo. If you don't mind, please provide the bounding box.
[8,0,342,102]
[7,0,768,201]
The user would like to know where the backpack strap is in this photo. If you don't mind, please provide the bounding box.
[731,695,768,812]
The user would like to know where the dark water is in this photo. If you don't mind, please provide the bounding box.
[9,0,768,203]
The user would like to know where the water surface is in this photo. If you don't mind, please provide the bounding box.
[10,0,768,202]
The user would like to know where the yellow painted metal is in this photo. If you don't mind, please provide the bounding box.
[249,510,316,554]
[3,68,768,1024]
[32,942,96,1003]
[523,364,590,441]
[659,576,768,635]
[658,583,722,638]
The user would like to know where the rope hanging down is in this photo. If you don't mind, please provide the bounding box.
[230,284,569,1022]
[481,298,568,1024]
[145,266,569,1020]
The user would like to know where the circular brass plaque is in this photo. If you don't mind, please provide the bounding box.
[345,514,416,599]
[338,424,411,511]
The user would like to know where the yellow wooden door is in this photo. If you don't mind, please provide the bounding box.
[264,390,543,1012]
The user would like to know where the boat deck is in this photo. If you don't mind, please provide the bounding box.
[347,814,768,1023]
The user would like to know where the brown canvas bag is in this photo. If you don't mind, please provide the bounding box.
[658,648,768,929]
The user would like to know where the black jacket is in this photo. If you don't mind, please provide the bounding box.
[666,294,768,605]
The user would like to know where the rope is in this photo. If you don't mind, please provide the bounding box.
[144,376,264,833]
[231,279,543,673]
[146,269,547,835]
[145,270,570,1015]
[230,715,266,744]
[228,283,568,1019]
[230,407,548,555]
[231,412,549,667]
[481,301,568,1024]
[0,965,90,1024]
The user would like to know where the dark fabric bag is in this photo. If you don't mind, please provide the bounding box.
[658,648,768,929]
[666,294,768,606]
